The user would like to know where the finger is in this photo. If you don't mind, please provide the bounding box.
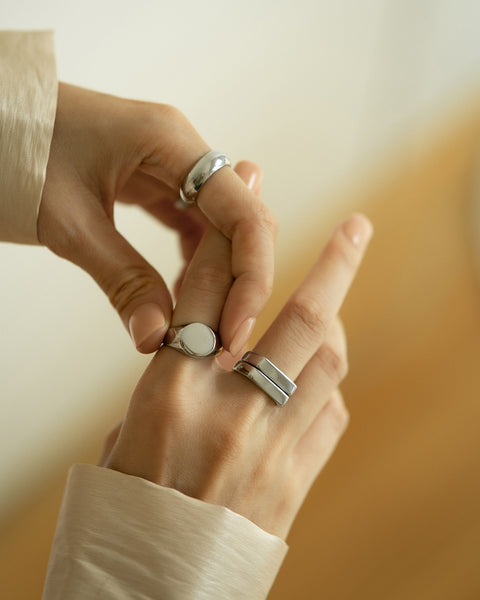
[198,165,275,356]
[171,224,232,330]
[173,263,189,302]
[231,160,263,196]
[171,162,263,335]
[254,214,373,380]
[138,113,273,354]
[282,316,348,436]
[71,194,173,353]
[293,388,349,485]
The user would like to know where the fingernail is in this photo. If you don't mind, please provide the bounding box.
[246,170,261,194]
[216,350,236,371]
[128,302,168,353]
[342,214,373,250]
[229,317,256,357]
[236,162,263,195]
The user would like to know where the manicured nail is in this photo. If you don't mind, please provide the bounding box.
[342,214,373,250]
[236,162,263,195]
[246,170,261,194]
[216,350,236,371]
[128,302,167,353]
[229,317,256,357]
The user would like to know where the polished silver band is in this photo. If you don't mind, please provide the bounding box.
[178,150,231,207]
[164,323,222,358]
[241,351,297,395]
[233,361,290,406]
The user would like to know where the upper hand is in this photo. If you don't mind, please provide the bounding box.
[38,83,276,353]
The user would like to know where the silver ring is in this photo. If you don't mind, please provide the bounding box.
[240,351,297,395]
[164,323,222,358]
[233,361,290,406]
[178,150,231,207]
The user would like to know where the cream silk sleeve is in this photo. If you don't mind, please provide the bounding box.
[0,30,288,598]
[0,30,57,244]
[43,465,288,599]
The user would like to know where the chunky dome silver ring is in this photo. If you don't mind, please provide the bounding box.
[178,150,232,207]
[164,323,222,358]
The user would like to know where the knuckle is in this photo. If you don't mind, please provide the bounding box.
[235,204,277,243]
[286,295,328,340]
[317,343,349,383]
[250,272,274,301]
[142,102,186,129]
[105,266,159,314]
[187,258,232,295]
[158,102,184,120]
[210,412,252,463]
[257,206,278,239]
[250,453,275,491]
[134,368,189,428]
[332,316,347,347]
[328,395,350,434]
[258,205,279,238]
[236,271,273,304]
[215,425,246,461]
[136,102,193,166]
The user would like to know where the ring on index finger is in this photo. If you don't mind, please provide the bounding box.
[165,323,222,358]
[177,150,232,208]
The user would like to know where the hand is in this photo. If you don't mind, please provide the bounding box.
[38,83,276,353]
[101,210,373,539]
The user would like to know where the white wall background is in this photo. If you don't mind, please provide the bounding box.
[1,0,480,518]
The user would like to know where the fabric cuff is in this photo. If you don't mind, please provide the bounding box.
[0,30,57,244]
[43,463,288,600]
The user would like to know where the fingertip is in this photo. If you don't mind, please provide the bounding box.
[342,213,374,249]
[128,302,169,353]
[215,350,237,371]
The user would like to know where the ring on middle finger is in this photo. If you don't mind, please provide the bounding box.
[240,351,297,395]
[233,352,297,406]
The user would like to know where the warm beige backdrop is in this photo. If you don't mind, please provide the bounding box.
[1,95,480,599]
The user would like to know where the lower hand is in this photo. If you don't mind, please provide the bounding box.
[100,211,373,539]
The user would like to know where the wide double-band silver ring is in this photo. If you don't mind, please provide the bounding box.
[178,150,231,207]
[241,351,297,395]
[233,352,296,406]
[164,323,222,358]
[233,362,290,406]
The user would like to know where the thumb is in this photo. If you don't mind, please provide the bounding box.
[73,212,173,354]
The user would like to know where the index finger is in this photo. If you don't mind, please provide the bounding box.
[196,166,277,355]
[136,105,275,354]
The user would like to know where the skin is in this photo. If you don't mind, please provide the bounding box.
[99,168,373,539]
[37,85,373,538]
[38,82,277,354]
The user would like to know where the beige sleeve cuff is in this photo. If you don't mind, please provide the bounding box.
[0,30,57,244]
[43,464,288,600]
